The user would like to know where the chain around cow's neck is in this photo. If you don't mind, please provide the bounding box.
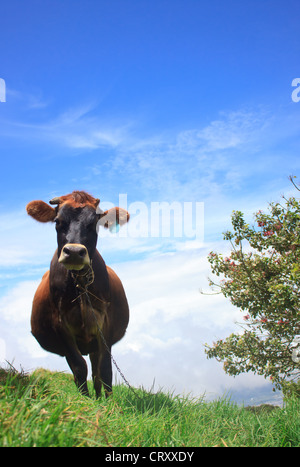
[71,262,110,305]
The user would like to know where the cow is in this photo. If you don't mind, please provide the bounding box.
[26,191,130,398]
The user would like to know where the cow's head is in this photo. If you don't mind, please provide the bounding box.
[26,191,130,271]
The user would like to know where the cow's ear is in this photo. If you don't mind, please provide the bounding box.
[26,200,57,223]
[99,207,130,231]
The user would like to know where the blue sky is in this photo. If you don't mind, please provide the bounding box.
[0,0,300,404]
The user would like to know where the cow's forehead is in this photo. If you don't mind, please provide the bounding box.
[57,203,97,221]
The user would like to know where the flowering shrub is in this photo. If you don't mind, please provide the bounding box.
[205,192,300,389]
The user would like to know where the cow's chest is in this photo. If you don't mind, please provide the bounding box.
[59,295,106,353]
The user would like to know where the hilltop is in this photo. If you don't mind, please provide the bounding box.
[0,367,299,447]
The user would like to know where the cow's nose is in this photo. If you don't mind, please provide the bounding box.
[58,243,90,270]
[63,245,87,258]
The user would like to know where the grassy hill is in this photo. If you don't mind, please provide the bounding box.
[0,366,299,447]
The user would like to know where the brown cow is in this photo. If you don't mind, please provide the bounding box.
[26,191,130,397]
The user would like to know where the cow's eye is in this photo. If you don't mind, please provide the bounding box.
[87,219,97,231]
[55,218,67,231]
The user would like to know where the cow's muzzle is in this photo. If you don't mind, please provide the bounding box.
[58,243,90,270]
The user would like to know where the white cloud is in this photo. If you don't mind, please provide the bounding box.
[18,334,48,359]
[175,110,265,154]
[0,103,133,150]
[2,102,298,219]
[0,338,6,364]
[6,88,49,110]
[0,209,56,268]
[0,280,39,323]
[88,107,285,207]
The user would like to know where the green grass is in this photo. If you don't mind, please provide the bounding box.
[0,366,299,447]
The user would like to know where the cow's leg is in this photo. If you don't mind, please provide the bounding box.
[90,348,112,398]
[66,351,89,397]
[101,348,113,398]
[89,351,102,398]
